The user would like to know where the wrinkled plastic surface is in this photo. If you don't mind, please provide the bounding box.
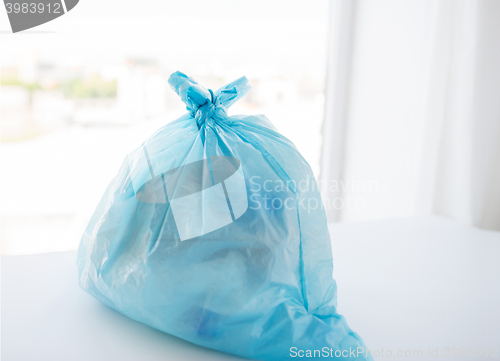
[77,72,372,360]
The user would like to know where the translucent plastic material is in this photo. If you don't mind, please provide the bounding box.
[77,72,372,360]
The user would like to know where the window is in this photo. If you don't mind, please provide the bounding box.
[0,0,329,254]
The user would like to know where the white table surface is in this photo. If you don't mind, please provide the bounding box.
[2,216,500,360]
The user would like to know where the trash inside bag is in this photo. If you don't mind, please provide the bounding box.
[77,71,372,361]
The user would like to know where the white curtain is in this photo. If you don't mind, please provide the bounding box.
[320,0,500,230]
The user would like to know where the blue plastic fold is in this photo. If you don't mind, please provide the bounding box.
[77,72,372,360]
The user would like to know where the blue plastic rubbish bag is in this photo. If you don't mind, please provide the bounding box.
[77,72,372,360]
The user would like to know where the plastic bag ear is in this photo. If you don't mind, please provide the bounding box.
[216,76,251,109]
[168,71,211,112]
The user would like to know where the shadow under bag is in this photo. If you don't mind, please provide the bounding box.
[77,71,372,361]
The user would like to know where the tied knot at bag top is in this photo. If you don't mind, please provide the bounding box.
[77,71,372,361]
[168,71,250,129]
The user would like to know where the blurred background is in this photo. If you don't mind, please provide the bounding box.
[1,0,499,255]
